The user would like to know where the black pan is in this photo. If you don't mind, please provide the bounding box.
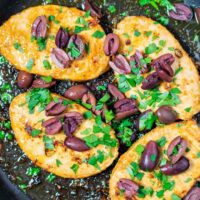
[0,0,200,200]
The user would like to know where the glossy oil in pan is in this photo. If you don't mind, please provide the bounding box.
[0,0,199,200]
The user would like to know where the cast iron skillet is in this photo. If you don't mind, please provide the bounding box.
[0,0,200,200]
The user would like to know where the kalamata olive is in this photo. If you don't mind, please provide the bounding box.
[31,78,56,88]
[17,71,33,89]
[169,3,193,21]
[64,136,90,152]
[160,156,190,175]
[64,85,89,100]
[117,178,139,199]
[51,47,70,68]
[63,112,83,136]
[130,50,149,74]
[139,141,160,172]
[136,110,154,131]
[109,54,131,74]
[84,0,102,18]
[82,92,97,113]
[108,84,125,100]
[104,33,119,56]
[141,72,161,90]
[67,35,85,60]
[42,118,62,135]
[114,98,138,120]
[152,54,175,82]
[156,106,177,124]
[31,15,47,38]
[167,136,187,164]
[183,187,200,200]
[55,27,69,49]
[195,8,200,24]
[45,99,67,116]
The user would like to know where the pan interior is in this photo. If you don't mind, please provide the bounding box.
[0,0,199,200]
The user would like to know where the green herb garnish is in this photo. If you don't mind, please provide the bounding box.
[70,164,79,174]
[92,30,105,38]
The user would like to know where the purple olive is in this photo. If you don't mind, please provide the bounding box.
[152,54,175,82]
[31,78,56,88]
[109,54,131,74]
[42,117,62,135]
[82,92,97,113]
[55,27,69,49]
[195,8,200,24]
[64,136,90,152]
[51,47,70,68]
[139,141,160,172]
[130,50,149,74]
[63,112,83,136]
[169,3,193,21]
[108,84,125,100]
[117,178,139,199]
[45,99,67,116]
[31,15,48,38]
[183,187,200,200]
[67,35,85,60]
[84,0,102,18]
[167,136,187,164]
[156,106,177,124]
[141,72,161,90]
[64,85,89,100]
[114,98,138,120]
[104,33,119,56]
[160,156,190,175]
[17,71,33,89]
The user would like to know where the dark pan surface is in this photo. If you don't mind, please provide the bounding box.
[0,0,200,200]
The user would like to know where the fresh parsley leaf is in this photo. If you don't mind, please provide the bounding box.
[104,110,115,123]
[26,58,34,71]
[108,5,116,13]
[68,42,81,59]
[139,111,156,131]
[70,163,79,174]
[37,37,47,51]
[31,129,41,137]
[43,135,54,150]
[83,111,93,119]
[184,107,191,112]
[14,42,24,52]
[46,173,56,182]
[26,167,40,176]
[145,43,159,54]
[134,30,141,37]
[43,60,51,69]
[41,76,53,83]
[92,30,105,38]
[156,136,167,147]
[171,194,181,200]
[56,159,62,167]
[135,144,145,156]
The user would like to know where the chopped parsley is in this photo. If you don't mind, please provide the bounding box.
[46,173,56,182]
[43,135,54,150]
[156,136,167,147]
[184,107,191,112]
[127,162,144,181]
[37,37,47,51]
[108,5,116,13]
[88,150,105,170]
[25,88,51,114]
[104,110,115,123]
[41,76,53,83]
[138,111,156,131]
[134,30,141,37]
[70,163,79,174]
[56,159,62,167]
[145,43,159,54]
[92,30,105,38]
[43,60,51,69]
[14,42,24,53]
[171,194,181,200]
[68,42,81,59]
[196,152,200,158]
[135,144,145,156]
[31,129,41,137]
[83,111,93,119]
[74,14,89,33]
[26,167,41,176]
[26,58,34,71]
